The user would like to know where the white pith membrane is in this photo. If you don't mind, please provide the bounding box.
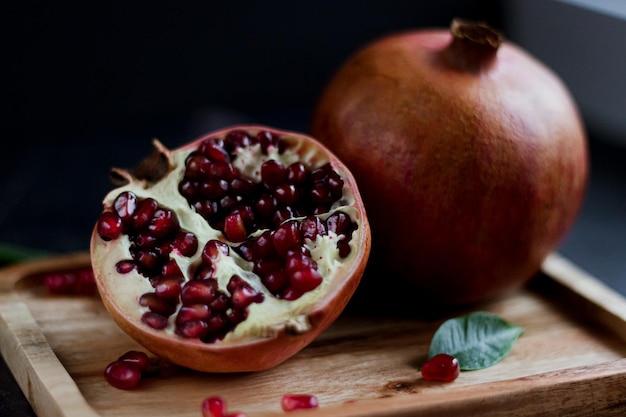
[92,132,362,344]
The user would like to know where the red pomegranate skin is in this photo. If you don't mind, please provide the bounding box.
[311,23,588,305]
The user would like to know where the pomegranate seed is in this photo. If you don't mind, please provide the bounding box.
[252,231,278,259]
[130,198,159,231]
[272,221,302,256]
[285,252,317,274]
[203,239,230,262]
[209,162,237,180]
[113,191,138,221]
[281,287,304,300]
[202,141,231,163]
[169,231,198,257]
[115,260,136,274]
[139,293,177,316]
[194,262,216,280]
[281,394,319,412]
[180,280,217,305]
[224,212,248,242]
[286,162,308,184]
[209,294,229,312]
[176,304,211,325]
[148,208,179,238]
[104,360,142,390]
[233,240,255,262]
[202,396,225,417]
[185,154,213,179]
[177,320,210,339]
[117,350,151,371]
[141,311,169,329]
[44,272,76,294]
[201,396,248,417]
[289,268,323,292]
[421,353,460,382]
[178,179,198,199]
[201,179,229,199]
[133,250,162,275]
[274,183,299,205]
[74,268,97,294]
[299,216,327,241]
[230,178,255,196]
[154,278,182,299]
[310,183,333,204]
[261,269,288,293]
[253,256,281,274]
[225,130,254,151]
[97,211,123,241]
[255,193,278,217]
[261,160,286,188]
[229,280,263,309]
[160,259,183,277]
[271,206,294,227]
[258,130,279,154]
[326,211,352,235]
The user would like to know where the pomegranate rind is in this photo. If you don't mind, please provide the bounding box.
[90,125,370,372]
[311,26,588,305]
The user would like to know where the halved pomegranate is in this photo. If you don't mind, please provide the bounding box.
[91,125,370,372]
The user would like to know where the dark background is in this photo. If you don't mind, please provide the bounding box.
[2,1,625,416]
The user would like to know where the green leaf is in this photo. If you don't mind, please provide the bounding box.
[0,242,50,266]
[428,311,524,371]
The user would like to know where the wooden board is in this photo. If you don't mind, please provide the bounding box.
[1,252,625,417]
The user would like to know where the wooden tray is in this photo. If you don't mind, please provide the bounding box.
[1,252,625,417]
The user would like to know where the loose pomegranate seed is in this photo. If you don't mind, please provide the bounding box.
[421,353,460,382]
[281,394,319,412]
[97,211,123,241]
[201,396,248,417]
[104,360,142,390]
[117,350,151,371]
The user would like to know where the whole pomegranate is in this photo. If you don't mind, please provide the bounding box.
[311,19,588,306]
[91,126,370,372]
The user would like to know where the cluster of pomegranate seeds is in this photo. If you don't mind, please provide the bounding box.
[44,267,97,295]
[421,353,460,382]
[95,128,359,344]
[234,212,356,299]
[97,191,199,277]
[104,350,152,390]
[281,394,319,412]
[201,396,247,417]
[180,130,345,242]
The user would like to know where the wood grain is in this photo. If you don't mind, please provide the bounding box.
[1,252,625,416]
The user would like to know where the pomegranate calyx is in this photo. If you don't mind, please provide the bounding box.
[110,139,175,186]
[445,18,502,73]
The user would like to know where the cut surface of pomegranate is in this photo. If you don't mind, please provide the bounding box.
[91,125,370,372]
